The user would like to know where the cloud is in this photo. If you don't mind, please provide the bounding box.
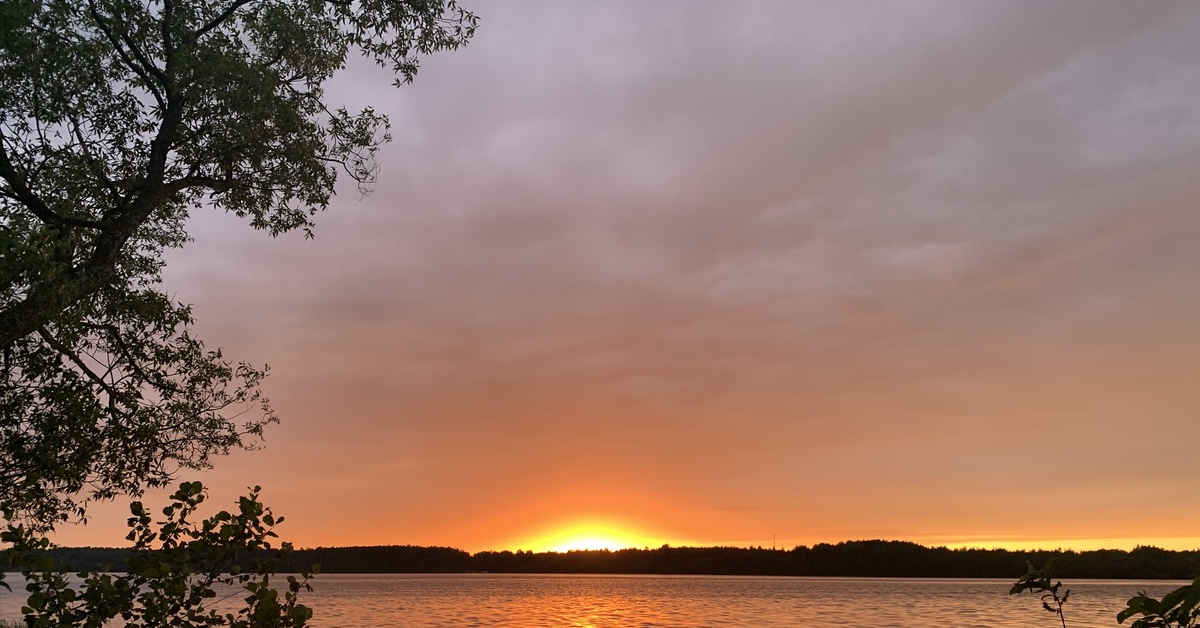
[53,1,1199,551]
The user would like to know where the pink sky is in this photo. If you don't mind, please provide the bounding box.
[54,1,1200,553]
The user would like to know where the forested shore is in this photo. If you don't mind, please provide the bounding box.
[14,540,1199,579]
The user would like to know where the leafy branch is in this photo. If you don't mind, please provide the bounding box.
[1013,559,1200,628]
[1011,558,1070,628]
[2,482,318,628]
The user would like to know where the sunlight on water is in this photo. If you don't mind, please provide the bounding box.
[1,574,1187,627]
[287,575,1183,628]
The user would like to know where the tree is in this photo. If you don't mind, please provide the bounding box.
[0,0,477,525]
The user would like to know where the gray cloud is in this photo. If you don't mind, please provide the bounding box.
[55,1,1200,550]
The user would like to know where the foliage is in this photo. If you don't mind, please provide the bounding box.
[0,0,477,525]
[1010,558,1070,628]
[1,481,317,628]
[1013,559,1200,628]
[1118,578,1200,628]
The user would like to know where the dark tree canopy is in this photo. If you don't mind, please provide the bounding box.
[0,0,477,525]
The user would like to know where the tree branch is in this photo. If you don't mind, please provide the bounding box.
[195,0,256,38]
[86,0,166,110]
[36,326,123,402]
[162,0,175,65]
[164,173,233,195]
[0,94,188,350]
[0,129,70,231]
[0,189,106,230]
[67,114,125,210]
[117,28,168,86]
[81,321,182,395]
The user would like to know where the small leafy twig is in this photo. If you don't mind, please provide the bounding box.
[1011,558,1071,628]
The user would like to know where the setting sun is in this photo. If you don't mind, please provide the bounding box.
[515,520,670,553]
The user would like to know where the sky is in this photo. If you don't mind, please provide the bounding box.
[54,1,1200,553]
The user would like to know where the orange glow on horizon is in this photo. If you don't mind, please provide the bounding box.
[932,536,1200,553]
[506,518,681,553]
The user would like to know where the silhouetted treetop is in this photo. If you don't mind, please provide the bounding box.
[0,0,477,525]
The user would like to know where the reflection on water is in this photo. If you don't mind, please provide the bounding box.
[278,574,1183,628]
[1,574,1187,627]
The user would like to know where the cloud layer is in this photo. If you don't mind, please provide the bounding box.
[55,1,1200,551]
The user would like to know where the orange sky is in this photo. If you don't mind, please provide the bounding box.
[51,1,1200,554]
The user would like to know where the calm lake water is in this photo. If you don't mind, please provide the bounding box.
[1,573,1188,627]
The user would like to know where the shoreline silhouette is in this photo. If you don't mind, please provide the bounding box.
[14,540,1197,579]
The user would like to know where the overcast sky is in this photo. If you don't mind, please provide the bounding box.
[56,0,1200,552]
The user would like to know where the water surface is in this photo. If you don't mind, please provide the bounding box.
[1,573,1185,627]
[286,574,1182,627]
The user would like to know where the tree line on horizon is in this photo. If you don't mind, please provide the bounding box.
[13,540,1198,580]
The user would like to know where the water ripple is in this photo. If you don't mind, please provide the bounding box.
[1,573,1186,627]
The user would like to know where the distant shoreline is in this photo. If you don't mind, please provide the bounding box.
[8,540,1198,580]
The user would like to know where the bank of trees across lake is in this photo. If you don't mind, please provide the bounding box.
[20,540,1199,579]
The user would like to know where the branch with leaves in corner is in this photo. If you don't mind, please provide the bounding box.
[2,481,319,628]
[1117,577,1200,628]
[0,0,477,526]
[1012,558,1200,628]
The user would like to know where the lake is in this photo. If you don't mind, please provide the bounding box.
[1,573,1187,626]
